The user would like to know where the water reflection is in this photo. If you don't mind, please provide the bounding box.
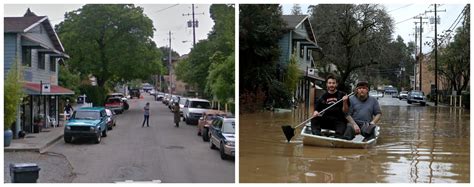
[239,106,470,183]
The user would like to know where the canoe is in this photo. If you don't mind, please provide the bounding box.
[300,123,379,149]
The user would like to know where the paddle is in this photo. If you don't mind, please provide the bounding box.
[281,92,354,142]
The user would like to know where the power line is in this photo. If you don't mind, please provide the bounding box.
[388,4,413,13]
[154,4,179,13]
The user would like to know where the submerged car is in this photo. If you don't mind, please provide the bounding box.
[209,117,235,160]
[64,107,108,143]
[398,91,408,100]
[407,90,426,106]
[197,110,228,142]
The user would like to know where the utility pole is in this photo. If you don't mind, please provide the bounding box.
[410,23,418,90]
[182,4,204,47]
[414,15,428,91]
[426,4,446,106]
[168,31,172,95]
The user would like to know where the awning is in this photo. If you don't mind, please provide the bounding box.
[23,82,74,95]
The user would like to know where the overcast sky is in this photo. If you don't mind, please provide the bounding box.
[282,3,467,54]
[3,4,215,56]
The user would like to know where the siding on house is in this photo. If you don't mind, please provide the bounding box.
[4,33,17,79]
[23,23,55,49]
[278,32,292,64]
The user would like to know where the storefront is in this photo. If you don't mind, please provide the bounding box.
[16,82,74,136]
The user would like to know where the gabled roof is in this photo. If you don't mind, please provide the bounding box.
[281,15,308,29]
[281,15,317,44]
[4,8,66,54]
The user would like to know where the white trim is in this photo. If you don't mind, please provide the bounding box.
[22,17,48,33]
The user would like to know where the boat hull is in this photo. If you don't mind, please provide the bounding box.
[301,124,379,149]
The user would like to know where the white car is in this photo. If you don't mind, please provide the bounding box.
[183,98,211,125]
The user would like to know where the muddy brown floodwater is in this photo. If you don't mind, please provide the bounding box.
[239,106,470,183]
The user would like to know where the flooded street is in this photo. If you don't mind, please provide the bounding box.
[239,98,470,183]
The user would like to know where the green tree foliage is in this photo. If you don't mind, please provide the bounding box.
[4,61,24,130]
[175,4,235,101]
[308,4,394,91]
[284,53,300,95]
[58,64,81,101]
[207,52,235,102]
[433,5,470,95]
[239,4,286,93]
[56,4,163,89]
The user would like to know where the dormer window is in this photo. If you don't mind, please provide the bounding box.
[38,53,45,70]
[22,47,32,67]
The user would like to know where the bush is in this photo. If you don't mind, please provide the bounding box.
[268,80,292,109]
[462,91,469,109]
[79,85,107,106]
[4,61,24,130]
[240,88,266,113]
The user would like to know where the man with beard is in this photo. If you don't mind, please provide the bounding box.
[311,74,352,140]
[347,81,382,141]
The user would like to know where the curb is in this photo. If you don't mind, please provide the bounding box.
[39,134,64,153]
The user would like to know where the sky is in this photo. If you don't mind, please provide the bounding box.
[282,3,467,54]
[3,4,215,56]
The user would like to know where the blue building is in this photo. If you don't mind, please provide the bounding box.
[279,15,324,111]
[4,9,74,136]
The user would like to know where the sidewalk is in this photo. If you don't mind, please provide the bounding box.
[4,126,64,153]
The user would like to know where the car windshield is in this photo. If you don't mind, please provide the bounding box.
[190,101,211,109]
[221,121,235,134]
[411,91,423,96]
[73,111,100,120]
[107,98,121,103]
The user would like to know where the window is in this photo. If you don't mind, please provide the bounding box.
[38,53,45,70]
[22,47,32,67]
[300,47,304,58]
[49,56,56,72]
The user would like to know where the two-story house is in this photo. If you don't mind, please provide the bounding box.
[279,15,324,111]
[4,9,74,137]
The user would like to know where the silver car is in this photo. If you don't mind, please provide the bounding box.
[407,90,426,106]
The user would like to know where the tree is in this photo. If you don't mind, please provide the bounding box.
[175,4,235,100]
[56,4,163,89]
[291,4,303,15]
[239,4,286,93]
[4,60,24,130]
[284,53,300,95]
[308,4,394,91]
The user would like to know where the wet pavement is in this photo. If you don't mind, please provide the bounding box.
[239,97,470,183]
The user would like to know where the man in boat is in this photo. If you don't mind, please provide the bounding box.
[346,81,382,141]
[311,74,352,140]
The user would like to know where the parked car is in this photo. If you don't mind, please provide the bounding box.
[106,93,128,110]
[105,109,116,130]
[384,86,398,96]
[156,93,165,101]
[129,88,141,99]
[369,90,381,100]
[183,98,212,125]
[209,117,235,160]
[105,97,124,114]
[178,97,188,117]
[398,91,409,100]
[197,110,228,142]
[64,107,108,143]
[162,94,171,105]
[407,90,426,106]
[168,95,180,111]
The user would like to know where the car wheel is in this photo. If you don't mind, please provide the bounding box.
[95,132,101,144]
[210,138,217,150]
[421,102,426,106]
[202,128,210,142]
[185,118,191,125]
[102,128,107,137]
[108,124,113,130]
[220,143,227,160]
[64,136,72,143]
[407,100,412,104]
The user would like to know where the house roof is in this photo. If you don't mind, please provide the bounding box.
[4,8,66,54]
[281,15,308,29]
[281,15,318,45]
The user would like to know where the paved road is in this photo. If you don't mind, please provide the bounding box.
[47,94,234,183]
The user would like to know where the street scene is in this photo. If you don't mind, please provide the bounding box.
[5,94,235,183]
[239,4,469,183]
[4,4,235,183]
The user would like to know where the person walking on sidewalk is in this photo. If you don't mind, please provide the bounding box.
[172,102,180,127]
[142,102,150,127]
